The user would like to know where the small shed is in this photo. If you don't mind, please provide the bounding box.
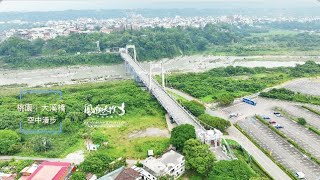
[86,144,100,151]
[147,150,154,157]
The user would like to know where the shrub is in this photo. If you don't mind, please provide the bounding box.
[32,136,52,152]
[70,171,86,180]
[0,130,22,155]
[216,94,234,106]
[182,100,206,117]
[91,131,108,144]
[298,118,307,126]
[198,114,231,132]
[208,160,256,179]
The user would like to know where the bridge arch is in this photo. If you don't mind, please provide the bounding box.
[125,45,137,61]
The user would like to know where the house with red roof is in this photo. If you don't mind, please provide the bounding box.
[20,161,75,180]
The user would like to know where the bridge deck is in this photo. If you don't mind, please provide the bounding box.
[121,53,204,131]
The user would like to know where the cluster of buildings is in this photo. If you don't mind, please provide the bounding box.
[101,150,185,180]
[0,128,225,180]
[1,14,320,41]
[99,129,224,180]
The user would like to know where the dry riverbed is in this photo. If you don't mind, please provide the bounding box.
[1,55,320,87]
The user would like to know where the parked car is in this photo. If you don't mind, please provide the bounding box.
[269,120,276,124]
[295,171,305,179]
[273,112,282,117]
[261,115,270,120]
[275,124,284,129]
[229,113,238,118]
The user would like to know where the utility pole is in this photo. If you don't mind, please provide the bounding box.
[149,62,152,91]
[161,61,165,89]
[96,41,101,52]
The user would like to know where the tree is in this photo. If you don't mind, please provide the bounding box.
[170,124,196,151]
[79,152,113,175]
[0,130,21,155]
[183,139,215,175]
[32,136,52,152]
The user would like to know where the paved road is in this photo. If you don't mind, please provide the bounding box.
[239,118,320,180]
[121,53,204,131]
[168,88,291,180]
[0,151,84,165]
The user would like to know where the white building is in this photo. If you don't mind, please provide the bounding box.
[197,129,223,148]
[133,150,185,180]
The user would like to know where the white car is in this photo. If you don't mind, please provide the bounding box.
[295,171,305,179]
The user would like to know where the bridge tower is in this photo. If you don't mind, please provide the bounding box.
[125,45,137,61]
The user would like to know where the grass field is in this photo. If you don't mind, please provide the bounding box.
[0,80,168,158]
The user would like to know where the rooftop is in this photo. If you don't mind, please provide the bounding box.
[142,150,184,177]
[115,168,141,180]
[26,161,71,180]
[159,150,184,167]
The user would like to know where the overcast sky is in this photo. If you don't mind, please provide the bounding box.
[0,0,319,12]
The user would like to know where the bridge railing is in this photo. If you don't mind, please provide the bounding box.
[122,52,205,131]
[152,79,205,131]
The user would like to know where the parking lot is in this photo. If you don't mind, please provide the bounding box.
[238,118,320,179]
[213,97,320,179]
[216,97,320,129]
[279,105,320,130]
[267,113,320,159]
[283,78,320,96]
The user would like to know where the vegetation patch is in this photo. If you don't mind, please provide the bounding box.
[260,88,320,105]
[0,80,167,159]
[167,61,320,103]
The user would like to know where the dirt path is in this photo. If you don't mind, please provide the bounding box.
[128,127,170,139]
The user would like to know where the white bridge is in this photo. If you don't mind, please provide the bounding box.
[121,45,205,132]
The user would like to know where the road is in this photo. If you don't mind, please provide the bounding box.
[121,52,204,131]
[0,150,84,165]
[167,88,291,180]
